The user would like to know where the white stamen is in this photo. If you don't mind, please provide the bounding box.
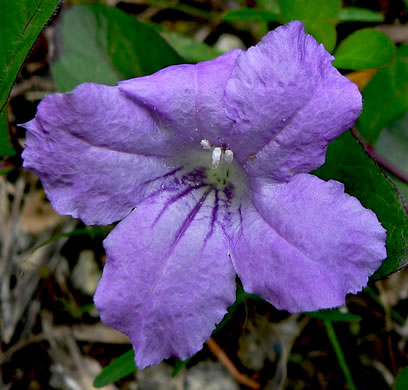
[224,149,234,164]
[212,147,222,169]
[200,139,212,150]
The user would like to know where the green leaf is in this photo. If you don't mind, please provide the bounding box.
[52,4,183,92]
[32,226,110,253]
[375,112,408,202]
[0,0,60,156]
[0,109,15,156]
[307,21,337,53]
[213,287,265,334]
[223,9,280,22]
[390,176,408,204]
[236,287,266,304]
[280,0,341,52]
[334,29,395,70]
[0,167,13,176]
[172,358,190,377]
[339,7,385,23]
[149,24,223,63]
[257,0,281,13]
[314,131,408,279]
[358,46,408,145]
[93,349,137,388]
[280,0,340,23]
[395,366,408,390]
[306,309,361,322]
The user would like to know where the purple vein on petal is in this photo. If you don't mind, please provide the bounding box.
[146,189,213,301]
[140,166,184,187]
[133,167,185,205]
[170,187,213,252]
[204,189,219,244]
[238,204,243,234]
[152,183,208,226]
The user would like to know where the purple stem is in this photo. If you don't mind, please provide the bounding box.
[351,127,408,185]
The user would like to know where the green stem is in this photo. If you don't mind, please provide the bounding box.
[324,320,358,390]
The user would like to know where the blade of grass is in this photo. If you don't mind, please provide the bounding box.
[324,320,357,390]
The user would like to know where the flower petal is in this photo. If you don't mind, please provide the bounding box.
[119,49,241,146]
[231,174,386,312]
[22,83,184,225]
[94,186,236,368]
[224,21,361,179]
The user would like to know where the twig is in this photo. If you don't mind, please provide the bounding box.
[0,323,129,365]
[274,316,309,390]
[0,332,47,365]
[377,282,399,375]
[206,337,261,389]
[10,76,55,99]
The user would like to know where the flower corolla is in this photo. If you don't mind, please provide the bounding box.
[22,21,386,368]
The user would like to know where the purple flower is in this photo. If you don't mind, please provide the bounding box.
[22,22,386,368]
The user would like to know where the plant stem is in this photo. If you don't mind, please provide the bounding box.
[324,320,358,390]
[351,127,408,185]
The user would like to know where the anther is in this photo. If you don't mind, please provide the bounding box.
[224,149,234,164]
[212,147,222,169]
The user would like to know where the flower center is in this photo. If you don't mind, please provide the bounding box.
[200,139,234,189]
